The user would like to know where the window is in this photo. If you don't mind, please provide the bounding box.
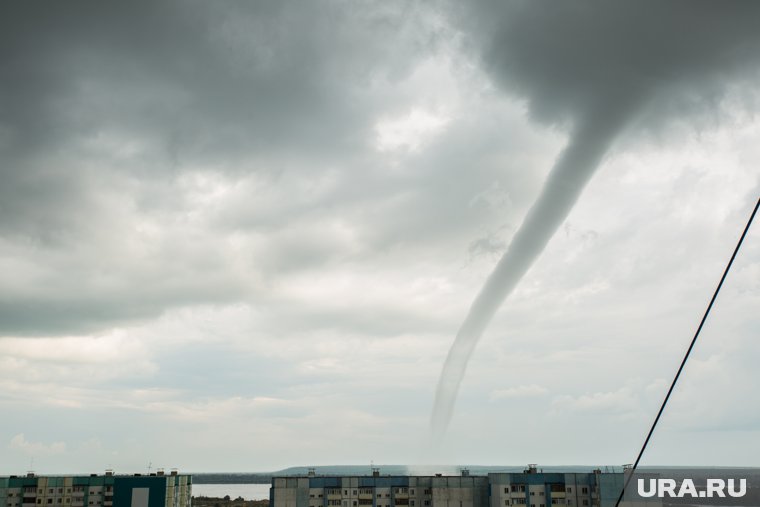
[37,501,41,505]
[582,502,588,507]
[410,490,415,495]
[411,502,415,506]
[581,488,587,495]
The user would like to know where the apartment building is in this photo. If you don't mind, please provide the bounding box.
[0,471,191,507]
[488,467,626,507]
[272,473,488,507]
[270,467,657,507]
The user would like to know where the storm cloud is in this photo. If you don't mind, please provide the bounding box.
[0,1,758,472]
[0,1,452,334]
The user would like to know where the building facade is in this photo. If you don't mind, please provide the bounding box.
[488,469,624,507]
[270,468,655,507]
[271,474,489,507]
[0,472,191,507]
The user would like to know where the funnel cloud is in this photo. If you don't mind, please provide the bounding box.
[432,0,760,436]
[432,97,639,437]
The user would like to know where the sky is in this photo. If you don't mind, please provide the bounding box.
[1,1,759,474]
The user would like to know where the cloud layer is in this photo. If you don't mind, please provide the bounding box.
[0,0,758,473]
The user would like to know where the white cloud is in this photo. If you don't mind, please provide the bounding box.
[375,108,451,152]
[489,384,548,401]
[10,434,66,455]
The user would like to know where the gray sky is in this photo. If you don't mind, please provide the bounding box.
[1,1,759,473]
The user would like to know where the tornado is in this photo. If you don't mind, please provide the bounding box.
[431,97,638,437]
[428,0,760,438]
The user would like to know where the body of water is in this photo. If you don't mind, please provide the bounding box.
[192,483,271,501]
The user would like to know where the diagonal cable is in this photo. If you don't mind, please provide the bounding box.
[614,196,760,507]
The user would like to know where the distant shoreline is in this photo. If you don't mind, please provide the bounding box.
[193,475,273,484]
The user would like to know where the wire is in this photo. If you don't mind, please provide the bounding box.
[614,196,760,507]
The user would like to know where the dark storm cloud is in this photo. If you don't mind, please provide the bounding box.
[0,1,448,334]
[0,1,426,166]
[464,0,760,128]
[432,0,760,435]
[0,0,431,193]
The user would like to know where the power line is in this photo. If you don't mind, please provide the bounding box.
[614,196,760,507]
